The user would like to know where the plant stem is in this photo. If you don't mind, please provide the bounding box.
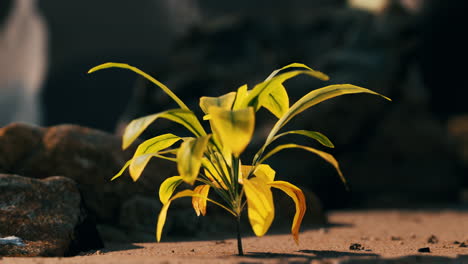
[236,215,244,256]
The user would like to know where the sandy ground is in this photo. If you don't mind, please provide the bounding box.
[2,210,468,264]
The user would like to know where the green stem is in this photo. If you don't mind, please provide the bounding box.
[236,215,244,256]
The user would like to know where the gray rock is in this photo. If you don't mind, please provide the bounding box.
[0,174,91,256]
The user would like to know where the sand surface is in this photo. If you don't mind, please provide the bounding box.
[2,210,468,263]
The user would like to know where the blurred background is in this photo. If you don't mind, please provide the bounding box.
[1,0,467,212]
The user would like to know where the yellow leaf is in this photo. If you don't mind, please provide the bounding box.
[177,136,211,185]
[243,177,275,237]
[242,68,330,112]
[266,84,391,143]
[273,130,334,148]
[88,62,189,110]
[232,84,249,110]
[156,189,235,242]
[209,106,255,157]
[159,176,183,204]
[202,157,229,189]
[192,185,210,216]
[129,134,181,181]
[258,83,289,118]
[269,181,306,244]
[252,164,276,182]
[263,62,329,82]
[122,109,206,150]
[199,92,237,114]
[110,160,131,181]
[259,143,346,187]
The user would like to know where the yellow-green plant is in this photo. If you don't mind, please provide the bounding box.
[89,62,390,255]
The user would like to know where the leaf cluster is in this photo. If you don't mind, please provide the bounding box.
[89,62,390,243]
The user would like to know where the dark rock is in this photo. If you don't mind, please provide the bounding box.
[349,243,364,250]
[0,123,176,224]
[0,123,327,243]
[418,247,431,253]
[0,174,101,256]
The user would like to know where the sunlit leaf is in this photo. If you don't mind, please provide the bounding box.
[259,143,346,186]
[192,185,210,216]
[253,164,276,182]
[242,69,330,112]
[129,134,182,181]
[110,160,131,181]
[269,181,306,244]
[244,177,274,237]
[202,157,230,189]
[232,84,249,110]
[200,92,237,116]
[266,84,391,143]
[159,176,183,204]
[122,109,206,149]
[88,62,189,110]
[156,189,236,242]
[259,83,289,118]
[273,130,334,148]
[209,106,255,157]
[263,62,329,82]
[177,136,211,185]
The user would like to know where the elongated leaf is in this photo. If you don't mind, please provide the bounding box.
[122,109,206,149]
[269,181,306,244]
[244,177,275,237]
[111,160,131,181]
[259,144,346,186]
[192,185,210,216]
[242,69,330,112]
[209,106,255,157]
[264,63,329,82]
[259,83,289,118]
[267,84,391,142]
[156,189,235,242]
[88,62,189,110]
[253,164,276,182]
[232,84,249,110]
[177,136,211,185]
[129,134,182,181]
[202,157,229,189]
[273,130,334,148]
[159,176,183,204]
[199,92,237,115]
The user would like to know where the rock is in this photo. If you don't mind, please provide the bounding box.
[349,243,364,250]
[0,123,176,225]
[0,123,328,243]
[418,247,431,253]
[0,174,101,256]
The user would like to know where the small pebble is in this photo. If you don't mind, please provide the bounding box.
[349,243,364,251]
[191,249,195,252]
[418,247,431,253]
[454,241,461,244]
[427,235,439,244]
[399,241,404,245]
[391,236,402,241]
